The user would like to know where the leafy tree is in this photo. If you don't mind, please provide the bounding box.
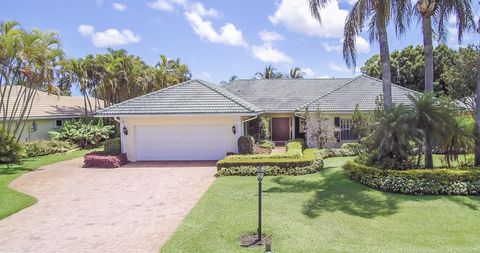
[408,93,458,168]
[309,0,413,110]
[415,0,474,92]
[255,65,284,79]
[289,67,304,79]
[0,21,64,143]
[351,104,373,138]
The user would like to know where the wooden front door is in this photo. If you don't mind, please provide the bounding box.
[272,118,290,141]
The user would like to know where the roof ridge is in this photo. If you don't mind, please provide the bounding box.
[195,79,263,113]
[295,75,363,111]
[360,74,421,94]
[95,80,193,115]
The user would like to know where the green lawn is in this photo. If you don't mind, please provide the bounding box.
[0,149,95,220]
[161,157,480,253]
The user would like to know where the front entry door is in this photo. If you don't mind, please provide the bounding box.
[272,118,290,141]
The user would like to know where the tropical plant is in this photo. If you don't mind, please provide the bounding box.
[0,129,23,163]
[289,67,304,79]
[23,139,78,157]
[0,21,64,143]
[310,0,412,110]
[475,12,480,166]
[351,104,373,138]
[440,115,474,167]
[415,0,474,92]
[49,119,114,148]
[255,65,284,79]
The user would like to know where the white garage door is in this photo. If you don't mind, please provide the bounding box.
[135,124,230,161]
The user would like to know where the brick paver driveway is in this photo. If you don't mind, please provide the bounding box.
[0,158,216,253]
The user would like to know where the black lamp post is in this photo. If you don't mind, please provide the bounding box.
[256,167,265,243]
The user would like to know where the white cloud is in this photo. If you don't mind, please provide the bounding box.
[322,36,370,53]
[78,25,140,47]
[112,2,127,11]
[251,43,293,64]
[269,0,348,38]
[147,0,186,11]
[301,67,315,77]
[259,30,284,42]
[78,25,94,36]
[185,11,246,47]
[341,0,357,4]
[189,2,219,18]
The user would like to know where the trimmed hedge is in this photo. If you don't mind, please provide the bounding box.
[83,152,128,168]
[103,138,121,155]
[344,161,480,195]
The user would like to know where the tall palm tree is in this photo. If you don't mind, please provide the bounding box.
[475,12,480,166]
[309,0,412,110]
[289,67,304,79]
[416,0,474,92]
[255,65,284,79]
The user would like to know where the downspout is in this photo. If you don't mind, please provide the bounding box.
[114,117,125,153]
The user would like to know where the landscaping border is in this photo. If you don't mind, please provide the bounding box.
[344,161,480,195]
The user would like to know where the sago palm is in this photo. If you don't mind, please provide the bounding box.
[416,0,474,92]
[310,0,412,110]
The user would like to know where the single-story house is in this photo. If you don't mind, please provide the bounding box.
[96,75,418,161]
[1,85,99,142]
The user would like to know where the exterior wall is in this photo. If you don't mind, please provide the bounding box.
[119,116,243,162]
[305,112,359,148]
[16,119,60,142]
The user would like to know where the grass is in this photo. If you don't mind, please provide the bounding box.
[161,156,480,253]
[0,149,95,220]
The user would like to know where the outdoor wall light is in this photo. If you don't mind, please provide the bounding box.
[122,126,128,135]
[232,125,236,135]
[31,121,37,132]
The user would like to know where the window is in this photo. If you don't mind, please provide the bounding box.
[338,118,358,141]
[55,120,63,127]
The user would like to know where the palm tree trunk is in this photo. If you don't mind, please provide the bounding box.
[425,134,433,168]
[475,48,480,166]
[422,15,434,92]
[376,16,393,110]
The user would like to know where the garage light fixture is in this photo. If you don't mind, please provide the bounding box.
[232,125,236,135]
[122,126,128,135]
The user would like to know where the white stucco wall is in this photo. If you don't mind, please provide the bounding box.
[119,116,243,161]
[305,113,358,148]
[15,119,60,142]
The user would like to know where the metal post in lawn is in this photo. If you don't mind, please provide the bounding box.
[256,167,265,243]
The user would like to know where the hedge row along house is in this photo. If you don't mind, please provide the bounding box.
[96,75,420,161]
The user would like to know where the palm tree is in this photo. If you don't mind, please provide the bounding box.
[416,0,474,91]
[475,13,480,166]
[220,75,238,84]
[289,67,304,79]
[408,92,457,168]
[309,0,412,110]
[255,65,284,79]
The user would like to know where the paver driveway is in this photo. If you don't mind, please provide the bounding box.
[0,158,216,253]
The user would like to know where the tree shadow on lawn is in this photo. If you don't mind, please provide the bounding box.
[0,161,33,176]
[265,169,405,219]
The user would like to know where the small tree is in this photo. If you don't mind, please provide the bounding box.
[351,104,373,138]
[305,107,336,149]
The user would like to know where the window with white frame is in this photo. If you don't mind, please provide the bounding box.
[334,117,358,141]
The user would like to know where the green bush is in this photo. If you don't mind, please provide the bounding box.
[49,119,114,148]
[237,136,254,155]
[217,149,323,176]
[103,138,121,155]
[340,143,365,154]
[286,138,305,151]
[344,161,480,195]
[24,140,78,157]
[259,140,275,150]
[0,130,23,163]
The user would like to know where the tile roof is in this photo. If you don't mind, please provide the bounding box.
[224,78,349,112]
[1,85,97,119]
[298,75,420,112]
[96,79,263,116]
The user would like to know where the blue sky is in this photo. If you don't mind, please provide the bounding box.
[2,0,479,96]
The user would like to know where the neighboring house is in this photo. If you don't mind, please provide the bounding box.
[96,75,419,161]
[1,85,98,142]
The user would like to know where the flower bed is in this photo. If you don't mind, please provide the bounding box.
[344,161,480,195]
[83,152,128,168]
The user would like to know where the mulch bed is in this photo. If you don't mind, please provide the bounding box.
[239,233,272,248]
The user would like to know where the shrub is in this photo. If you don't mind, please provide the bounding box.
[287,139,305,151]
[49,119,114,148]
[24,140,78,157]
[0,130,23,163]
[103,138,121,155]
[259,140,275,150]
[217,149,323,176]
[344,161,480,195]
[83,152,128,168]
[238,136,254,155]
[340,143,365,154]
